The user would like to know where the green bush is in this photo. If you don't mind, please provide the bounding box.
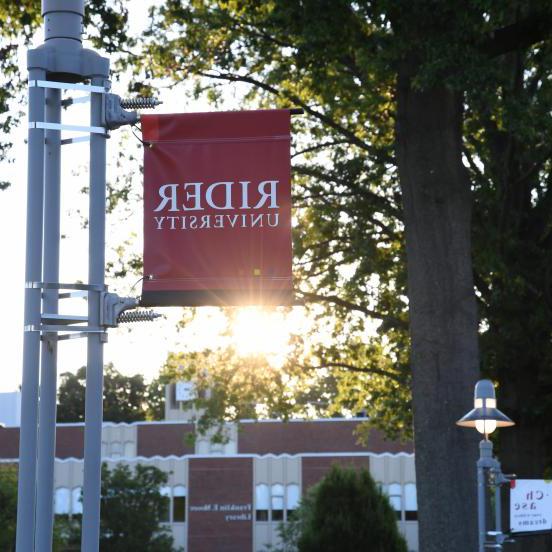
[99,463,177,552]
[0,465,18,551]
[53,463,179,552]
[277,464,407,552]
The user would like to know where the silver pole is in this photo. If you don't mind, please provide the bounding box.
[21,2,120,550]
[81,76,109,552]
[35,86,62,552]
[477,440,492,552]
[477,460,485,552]
[16,66,47,552]
[477,439,495,552]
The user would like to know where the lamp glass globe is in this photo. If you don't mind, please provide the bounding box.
[475,419,497,435]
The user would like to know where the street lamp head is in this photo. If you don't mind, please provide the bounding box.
[456,379,514,437]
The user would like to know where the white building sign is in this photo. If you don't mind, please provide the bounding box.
[175,381,195,402]
[189,503,252,522]
[510,479,552,533]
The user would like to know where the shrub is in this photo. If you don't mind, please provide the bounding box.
[277,464,407,552]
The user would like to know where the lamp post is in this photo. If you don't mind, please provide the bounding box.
[457,380,515,552]
[16,3,159,550]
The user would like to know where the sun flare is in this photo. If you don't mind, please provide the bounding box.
[231,307,293,358]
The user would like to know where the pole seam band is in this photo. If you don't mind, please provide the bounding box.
[29,80,108,94]
[25,282,107,291]
[29,122,107,135]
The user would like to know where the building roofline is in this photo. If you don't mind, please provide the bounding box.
[52,416,371,428]
[0,451,414,464]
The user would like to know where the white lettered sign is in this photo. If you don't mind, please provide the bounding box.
[175,381,195,402]
[510,479,552,533]
[189,503,252,522]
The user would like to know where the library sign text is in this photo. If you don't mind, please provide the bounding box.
[189,503,252,522]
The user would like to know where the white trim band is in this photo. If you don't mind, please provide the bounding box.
[29,80,108,94]
[29,122,106,135]
[0,452,415,464]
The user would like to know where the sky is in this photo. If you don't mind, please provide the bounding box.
[0,1,308,392]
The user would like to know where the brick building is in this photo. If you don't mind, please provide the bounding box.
[0,386,418,551]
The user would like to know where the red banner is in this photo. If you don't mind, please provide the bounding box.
[140,110,293,306]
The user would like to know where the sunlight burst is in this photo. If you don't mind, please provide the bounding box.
[231,307,293,358]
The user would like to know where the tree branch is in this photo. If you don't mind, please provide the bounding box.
[296,247,352,267]
[196,70,378,155]
[298,290,408,330]
[294,165,400,218]
[292,140,350,159]
[483,10,552,58]
[462,147,488,186]
[303,362,406,384]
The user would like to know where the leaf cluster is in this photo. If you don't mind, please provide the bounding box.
[0,465,18,551]
[127,0,552,451]
[273,464,407,552]
[99,463,176,552]
[148,347,311,439]
[0,0,133,188]
[57,363,149,423]
[55,463,179,551]
[129,0,415,437]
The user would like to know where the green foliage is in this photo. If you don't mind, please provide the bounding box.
[0,0,132,187]
[99,463,176,552]
[51,464,177,552]
[127,0,552,459]
[129,0,420,441]
[0,466,80,552]
[149,312,411,442]
[275,465,407,552]
[148,347,310,438]
[464,35,552,459]
[57,364,148,423]
[3,0,552,486]
[0,465,18,551]
[53,517,82,551]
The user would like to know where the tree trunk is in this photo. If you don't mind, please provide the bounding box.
[396,65,480,552]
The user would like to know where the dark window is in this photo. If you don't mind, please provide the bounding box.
[256,509,269,521]
[405,510,418,521]
[173,496,186,522]
[170,384,177,408]
[271,484,284,522]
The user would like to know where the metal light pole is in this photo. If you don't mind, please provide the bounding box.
[16,2,159,551]
[457,380,515,551]
[35,84,61,551]
[17,60,47,552]
[81,74,109,550]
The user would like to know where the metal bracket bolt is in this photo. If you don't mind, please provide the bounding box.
[118,309,162,323]
[100,292,162,327]
[104,94,162,130]
[120,97,162,110]
[100,292,138,327]
[104,94,139,130]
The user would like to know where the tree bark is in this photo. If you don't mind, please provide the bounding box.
[396,64,480,552]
